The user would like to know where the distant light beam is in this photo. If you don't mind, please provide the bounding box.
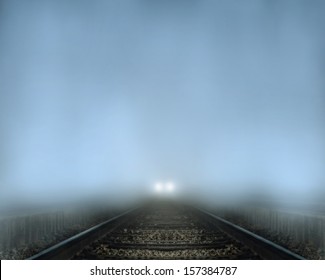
[155,182,163,193]
[166,182,174,192]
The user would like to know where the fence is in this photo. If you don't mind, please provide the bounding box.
[214,205,325,259]
[0,206,119,253]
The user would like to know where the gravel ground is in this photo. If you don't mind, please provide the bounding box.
[219,212,323,260]
[74,202,261,260]
[0,225,84,259]
[2,206,321,260]
[0,211,119,260]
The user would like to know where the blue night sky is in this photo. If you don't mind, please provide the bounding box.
[0,0,324,203]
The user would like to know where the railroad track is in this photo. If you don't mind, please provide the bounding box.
[28,200,305,260]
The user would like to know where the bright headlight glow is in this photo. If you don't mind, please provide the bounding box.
[153,181,175,194]
[155,182,163,192]
[166,182,174,192]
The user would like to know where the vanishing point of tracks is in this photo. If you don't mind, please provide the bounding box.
[28,200,305,260]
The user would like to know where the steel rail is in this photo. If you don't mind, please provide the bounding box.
[27,203,306,260]
[27,207,138,260]
[198,208,305,260]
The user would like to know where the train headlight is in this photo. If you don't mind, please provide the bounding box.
[155,182,163,193]
[166,182,174,192]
